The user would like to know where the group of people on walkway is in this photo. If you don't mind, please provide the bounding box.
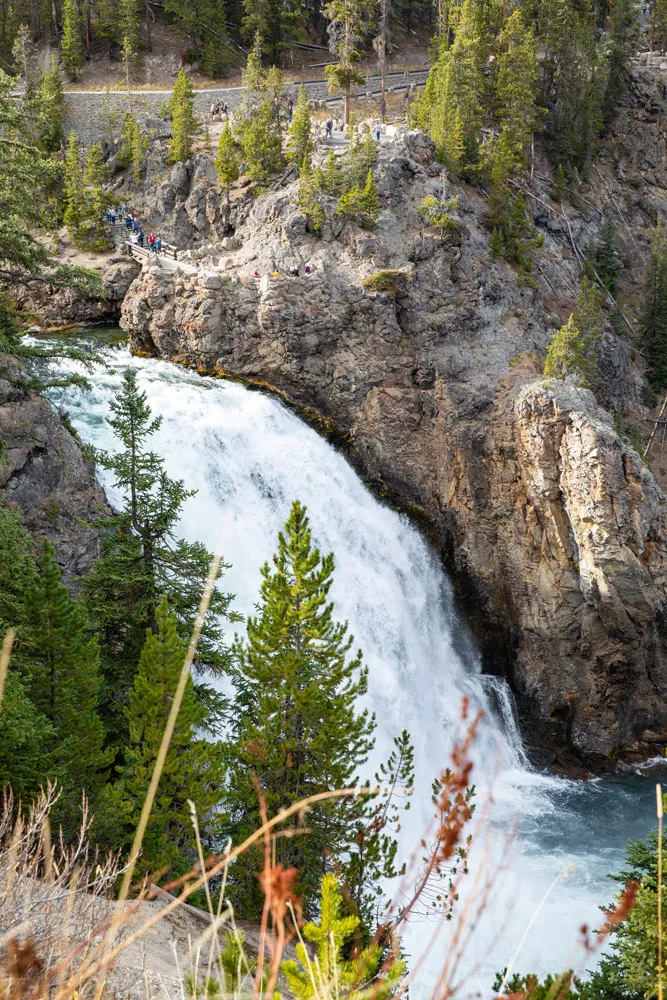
[324,119,383,142]
[106,206,165,255]
[210,100,230,119]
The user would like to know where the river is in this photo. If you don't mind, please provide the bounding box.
[41,331,665,993]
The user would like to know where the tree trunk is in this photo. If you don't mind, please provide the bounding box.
[344,85,350,124]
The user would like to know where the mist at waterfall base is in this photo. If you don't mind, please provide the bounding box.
[45,338,664,991]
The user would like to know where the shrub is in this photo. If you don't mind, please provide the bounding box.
[361,269,406,296]
[419,194,459,237]
[544,314,596,386]
[337,170,379,229]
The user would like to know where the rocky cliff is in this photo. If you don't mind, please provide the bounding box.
[118,122,667,766]
[0,366,107,579]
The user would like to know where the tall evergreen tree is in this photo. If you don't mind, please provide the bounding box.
[61,0,83,80]
[80,141,110,251]
[241,0,304,65]
[594,216,622,296]
[0,506,55,803]
[287,84,313,172]
[119,0,141,53]
[601,0,638,130]
[0,672,54,803]
[237,98,283,181]
[654,0,667,51]
[410,1,484,175]
[93,0,119,53]
[169,67,197,164]
[35,60,66,153]
[640,221,667,391]
[323,0,370,124]
[164,0,232,76]
[114,597,226,878]
[539,0,606,171]
[25,541,111,834]
[63,131,86,244]
[235,57,284,183]
[223,501,375,918]
[83,368,236,740]
[494,10,540,173]
[215,122,241,203]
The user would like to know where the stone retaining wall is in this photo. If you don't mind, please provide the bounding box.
[64,68,429,145]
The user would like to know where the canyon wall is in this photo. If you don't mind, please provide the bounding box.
[120,126,667,764]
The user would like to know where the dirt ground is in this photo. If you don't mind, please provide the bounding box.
[55,19,431,92]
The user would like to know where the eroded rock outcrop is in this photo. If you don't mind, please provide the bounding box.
[0,373,107,579]
[12,258,140,327]
[120,130,667,764]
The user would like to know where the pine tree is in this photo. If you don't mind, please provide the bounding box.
[573,275,602,352]
[414,2,484,176]
[595,216,622,297]
[114,597,225,877]
[84,369,236,740]
[498,190,543,282]
[0,63,102,375]
[63,131,86,244]
[0,672,54,802]
[241,0,304,64]
[323,0,370,124]
[602,0,638,130]
[320,149,343,196]
[25,541,111,834]
[0,504,37,651]
[215,122,241,203]
[61,0,83,80]
[233,44,285,182]
[544,313,595,386]
[223,501,375,918]
[282,875,403,1000]
[0,506,55,802]
[35,60,66,152]
[360,168,379,228]
[119,0,141,54]
[130,117,148,180]
[11,23,33,90]
[93,0,119,53]
[169,67,197,164]
[81,141,109,251]
[118,113,148,180]
[287,84,313,172]
[540,0,606,170]
[494,10,540,173]
[238,99,284,181]
[298,162,325,235]
[579,810,667,1000]
[489,226,504,258]
[374,0,390,122]
[640,221,667,391]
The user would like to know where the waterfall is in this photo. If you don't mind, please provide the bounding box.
[44,341,660,988]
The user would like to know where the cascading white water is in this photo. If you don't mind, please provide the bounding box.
[44,339,662,991]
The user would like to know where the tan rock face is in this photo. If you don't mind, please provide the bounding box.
[120,133,667,764]
[474,382,667,756]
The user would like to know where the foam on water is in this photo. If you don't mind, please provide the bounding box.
[43,341,664,992]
